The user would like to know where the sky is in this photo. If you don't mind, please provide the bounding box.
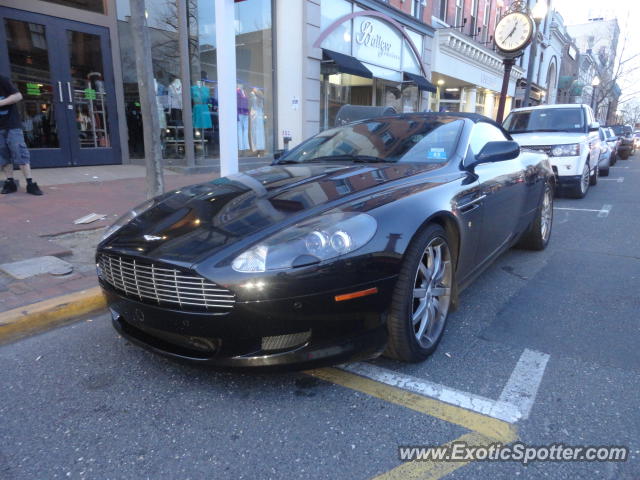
[554,0,640,103]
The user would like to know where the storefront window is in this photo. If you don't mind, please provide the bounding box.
[189,0,274,160]
[321,0,352,55]
[117,0,184,161]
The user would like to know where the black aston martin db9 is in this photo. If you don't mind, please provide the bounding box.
[97,113,554,368]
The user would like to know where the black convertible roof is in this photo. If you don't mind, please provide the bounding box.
[385,112,513,140]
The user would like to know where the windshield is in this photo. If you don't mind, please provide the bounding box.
[611,125,624,135]
[277,118,464,164]
[504,108,585,133]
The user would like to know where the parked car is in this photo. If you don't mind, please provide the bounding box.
[97,113,555,368]
[503,104,601,198]
[596,127,612,176]
[633,131,640,150]
[610,125,634,159]
[604,127,619,165]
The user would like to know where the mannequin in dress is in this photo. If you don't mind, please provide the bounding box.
[168,77,183,125]
[236,84,249,151]
[191,80,212,130]
[249,87,265,153]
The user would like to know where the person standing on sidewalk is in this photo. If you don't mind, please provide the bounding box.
[0,74,43,195]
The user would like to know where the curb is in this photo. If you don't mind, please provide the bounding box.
[0,287,106,345]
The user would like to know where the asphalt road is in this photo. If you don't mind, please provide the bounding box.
[2,154,640,479]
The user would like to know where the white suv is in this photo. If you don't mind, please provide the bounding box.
[503,104,601,198]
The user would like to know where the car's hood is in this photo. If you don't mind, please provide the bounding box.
[510,131,587,146]
[101,162,447,266]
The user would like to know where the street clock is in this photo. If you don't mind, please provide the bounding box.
[494,12,534,53]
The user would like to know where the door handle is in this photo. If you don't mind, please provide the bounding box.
[67,82,73,103]
[458,194,486,213]
[57,81,63,102]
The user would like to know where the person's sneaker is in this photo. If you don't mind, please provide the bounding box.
[1,179,17,194]
[26,182,43,196]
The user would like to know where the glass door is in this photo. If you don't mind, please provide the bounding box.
[61,23,119,165]
[0,11,71,166]
[0,7,120,167]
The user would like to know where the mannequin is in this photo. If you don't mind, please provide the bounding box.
[154,78,167,129]
[236,84,249,151]
[249,87,265,152]
[168,77,183,125]
[192,80,212,129]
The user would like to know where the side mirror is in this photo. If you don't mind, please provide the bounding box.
[589,122,600,131]
[468,141,520,170]
[271,149,285,164]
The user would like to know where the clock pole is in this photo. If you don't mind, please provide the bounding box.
[496,57,515,124]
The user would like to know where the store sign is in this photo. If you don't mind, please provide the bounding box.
[352,17,401,71]
[26,83,41,96]
[84,88,97,100]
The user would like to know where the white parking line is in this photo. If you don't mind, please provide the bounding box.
[554,205,612,217]
[498,349,550,421]
[611,166,629,169]
[341,362,522,423]
[599,177,624,182]
[598,204,612,218]
[341,348,551,424]
[554,207,601,212]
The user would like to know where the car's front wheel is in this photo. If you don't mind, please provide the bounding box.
[568,164,590,198]
[385,224,453,362]
[589,162,599,185]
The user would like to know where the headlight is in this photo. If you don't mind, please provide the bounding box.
[550,144,580,157]
[231,212,377,273]
[101,198,157,241]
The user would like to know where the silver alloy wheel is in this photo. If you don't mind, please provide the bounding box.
[411,238,452,349]
[580,164,590,194]
[540,185,553,242]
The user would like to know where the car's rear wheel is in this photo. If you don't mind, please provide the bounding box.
[385,225,453,362]
[568,164,590,198]
[610,152,617,165]
[600,164,610,176]
[517,182,553,250]
[620,151,629,160]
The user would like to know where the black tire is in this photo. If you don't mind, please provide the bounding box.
[385,224,454,362]
[589,163,599,186]
[600,165,610,176]
[620,151,629,160]
[517,182,553,250]
[567,163,590,199]
[610,153,617,166]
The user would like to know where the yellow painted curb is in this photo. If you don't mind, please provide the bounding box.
[0,286,106,345]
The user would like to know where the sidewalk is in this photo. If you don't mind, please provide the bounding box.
[0,162,267,314]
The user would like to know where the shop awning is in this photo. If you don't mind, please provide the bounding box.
[322,49,372,79]
[403,72,437,93]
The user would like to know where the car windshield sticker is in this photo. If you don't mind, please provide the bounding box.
[427,147,447,160]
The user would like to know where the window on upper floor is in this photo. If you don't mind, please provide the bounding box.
[469,0,479,36]
[437,0,449,22]
[411,0,425,20]
[481,0,491,43]
[455,0,464,26]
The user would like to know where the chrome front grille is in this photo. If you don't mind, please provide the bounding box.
[522,145,553,156]
[98,253,235,312]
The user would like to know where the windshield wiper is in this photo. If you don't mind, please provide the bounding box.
[273,159,300,164]
[305,154,393,163]
[511,128,580,133]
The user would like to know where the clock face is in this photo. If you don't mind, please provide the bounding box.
[494,12,534,53]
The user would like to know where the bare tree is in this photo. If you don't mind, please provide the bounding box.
[621,100,640,127]
[130,0,165,198]
[591,22,640,121]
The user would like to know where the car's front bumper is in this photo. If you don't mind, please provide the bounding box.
[102,275,396,368]
[548,155,582,177]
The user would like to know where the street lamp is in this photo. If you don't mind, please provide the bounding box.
[591,76,600,114]
[522,1,548,107]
